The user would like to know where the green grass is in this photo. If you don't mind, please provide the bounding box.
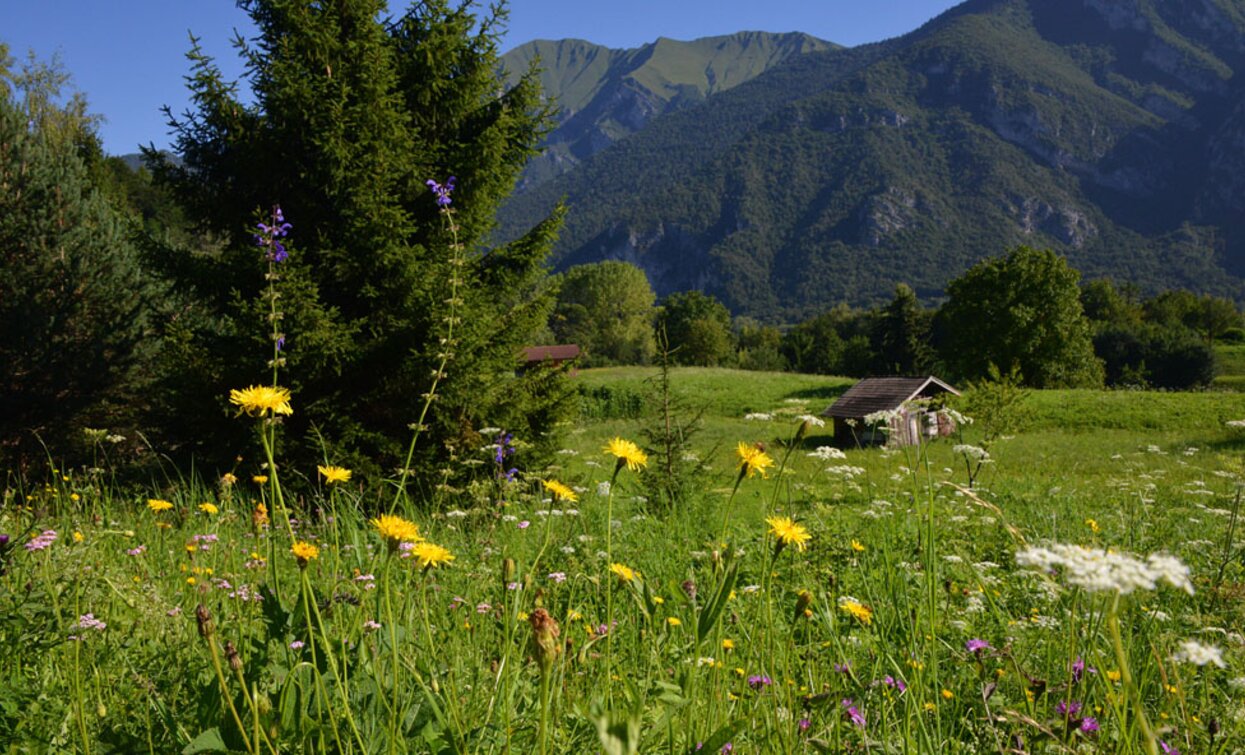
[3,367,1244,753]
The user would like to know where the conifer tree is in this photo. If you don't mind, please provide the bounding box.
[0,58,149,466]
[147,0,570,482]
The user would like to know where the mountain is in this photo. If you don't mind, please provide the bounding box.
[499,32,835,188]
[498,0,1245,321]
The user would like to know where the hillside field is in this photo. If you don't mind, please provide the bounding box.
[2,367,1244,753]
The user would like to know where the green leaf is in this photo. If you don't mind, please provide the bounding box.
[696,562,739,645]
[181,728,228,754]
[689,718,745,755]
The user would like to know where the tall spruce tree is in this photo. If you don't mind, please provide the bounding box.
[0,56,149,468]
[147,0,570,483]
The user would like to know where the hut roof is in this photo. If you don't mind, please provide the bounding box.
[821,376,959,419]
[521,344,581,362]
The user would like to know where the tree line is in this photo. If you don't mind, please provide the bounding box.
[549,249,1235,391]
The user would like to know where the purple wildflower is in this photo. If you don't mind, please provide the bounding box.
[1071,656,1096,683]
[25,530,57,551]
[548,571,567,583]
[518,520,530,529]
[289,640,305,650]
[880,675,907,693]
[76,613,107,632]
[747,675,773,690]
[1080,717,1099,733]
[833,662,851,674]
[255,206,292,262]
[426,176,456,207]
[0,534,9,548]
[126,545,146,556]
[1160,741,1179,755]
[798,718,811,731]
[842,699,866,729]
[719,744,733,754]
[1056,700,1083,718]
[476,602,492,614]
[965,638,991,654]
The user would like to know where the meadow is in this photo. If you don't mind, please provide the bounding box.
[2,366,1245,754]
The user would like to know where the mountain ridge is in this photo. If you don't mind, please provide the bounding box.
[498,0,1245,320]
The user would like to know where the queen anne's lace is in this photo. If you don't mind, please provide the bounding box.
[1015,543,1193,595]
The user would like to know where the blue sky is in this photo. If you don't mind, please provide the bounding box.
[2,1,960,155]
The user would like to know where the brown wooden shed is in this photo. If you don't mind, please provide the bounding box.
[821,376,960,447]
[519,344,581,375]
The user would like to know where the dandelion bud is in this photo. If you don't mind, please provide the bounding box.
[225,640,242,672]
[793,589,814,623]
[195,604,214,640]
[528,608,562,673]
[502,558,516,587]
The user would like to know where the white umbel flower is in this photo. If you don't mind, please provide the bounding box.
[807,446,846,460]
[1015,543,1194,595]
[1170,639,1226,668]
[952,444,990,462]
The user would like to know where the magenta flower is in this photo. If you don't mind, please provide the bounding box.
[965,638,991,654]
[1160,741,1179,755]
[1080,717,1099,733]
[842,699,866,728]
[747,675,773,690]
[25,530,57,552]
[1056,700,1083,718]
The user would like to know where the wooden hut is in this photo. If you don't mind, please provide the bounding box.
[519,344,581,375]
[821,376,960,447]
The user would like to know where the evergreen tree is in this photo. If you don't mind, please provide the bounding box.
[0,65,149,467]
[873,283,932,375]
[147,0,568,482]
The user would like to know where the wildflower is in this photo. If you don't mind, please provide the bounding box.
[1170,639,1226,668]
[1080,717,1099,733]
[147,499,174,513]
[317,465,351,484]
[1056,700,1083,718]
[838,596,873,625]
[841,699,866,728]
[808,446,846,460]
[766,516,811,553]
[667,617,682,627]
[548,571,567,583]
[542,479,578,502]
[736,442,774,479]
[953,444,990,462]
[289,640,305,650]
[851,539,866,552]
[518,520,530,529]
[371,514,422,551]
[252,502,269,529]
[72,531,84,543]
[610,563,638,583]
[1160,741,1180,754]
[604,437,648,472]
[1071,656,1096,683]
[722,638,735,650]
[426,176,456,207]
[793,589,814,622]
[798,718,811,731]
[253,475,269,485]
[1015,543,1193,595]
[747,675,773,690]
[126,545,146,556]
[229,385,293,416]
[220,473,237,486]
[291,541,319,567]
[528,607,563,671]
[1085,518,1100,533]
[363,620,381,631]
[25,530,57,551]
[941,689,954,700]
[407,542,454,569]
[76,614,107,632]
[965,638,991,655]
[198,503,218,515]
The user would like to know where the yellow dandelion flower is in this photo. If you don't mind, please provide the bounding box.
[736,442,775,479]
[722,638,735,650]
[252,502,269,528]
[1106,670,1121,683]
[838,598,873,626]
[604,437,648,472]
[851,539,866,552]
[766,516,811,553]
[371,515,422,550]
[923,702,936,712]
[229,384,293,416]
[667,617,682,627]
[542,479,579,502]
[147,499,174,513]
[408,542,454,569]
[291,541,319,566]
[220,473,237,486]
[318,465,352,484]
[70,493,80,502]
[941,689,954,700]
[72,531,84,543]
[252,475,269,484]
[198,503,218,515]
[610,563,638,583]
